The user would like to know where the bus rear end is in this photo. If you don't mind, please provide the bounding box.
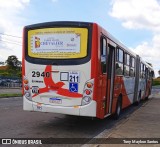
[22,21,97,117]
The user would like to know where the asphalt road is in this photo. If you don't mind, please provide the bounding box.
[0,86,159,145]
[0,97,138,138]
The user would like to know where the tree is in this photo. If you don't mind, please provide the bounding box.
[0,56,22,78]
[0,61,5,66]
[6,55,20,69]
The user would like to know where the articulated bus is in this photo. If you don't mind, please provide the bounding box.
[22,21,154,119]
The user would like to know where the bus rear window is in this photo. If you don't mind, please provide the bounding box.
[28,28,88,59]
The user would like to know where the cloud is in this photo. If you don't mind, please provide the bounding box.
[130,34,160,75]
[0,0,30,32]
[0,0,30,61]
[109,0,160,32]
[110,0,160,77]
[0,0,29,9]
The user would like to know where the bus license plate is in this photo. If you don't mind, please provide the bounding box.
[49,98,62,104]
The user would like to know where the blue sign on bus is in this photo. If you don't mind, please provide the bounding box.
[69,83,78,92]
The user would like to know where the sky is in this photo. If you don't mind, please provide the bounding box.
[0,0,159,77]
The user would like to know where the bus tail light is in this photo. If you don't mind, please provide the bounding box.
[24,85,29,91]
[82,79,94,106]
[86,82,93,88]
[24,79,29,84]
[85,89,91,95]
[23,77,32,101]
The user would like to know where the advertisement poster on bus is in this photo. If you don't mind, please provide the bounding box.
[28,28,88,59]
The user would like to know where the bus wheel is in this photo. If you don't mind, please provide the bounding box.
[145,89,150,101]
[135,91,141,106]
[145,96,149,100]
[113,97,122,120]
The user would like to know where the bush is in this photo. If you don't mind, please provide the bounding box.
[153,78,160,86]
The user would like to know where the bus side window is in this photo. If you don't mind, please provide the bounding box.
[115,48,124,75]
[145,67,149,79]
[141,63,144,78]
[130,56,135,77]
[149,70,152,80]
[101,37,107,74]
[124,53,130,76]
[151,70,155,78]
[143,65,146,78]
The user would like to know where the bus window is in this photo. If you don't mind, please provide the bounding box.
[126,54,130,65]
[115,48,124,75]
[101,37,107,73]
[145,67,149,79]
[131,57,135,68]
[124,66,129,76]
[124,53,130,76]
[141,63,145,78]
[116,48,119,61]
[143,65,146,78]
[130,57,135,77]
[149,70,153,79]
[151,71,155,78]
[142,65,146,78]
[26,26,91,65]
[119,49,123,63]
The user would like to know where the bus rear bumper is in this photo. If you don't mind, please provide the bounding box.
[23,97,97,117]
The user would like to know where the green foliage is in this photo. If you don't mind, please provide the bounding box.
[6,55,19,69]
[153,78,160,86]
[0,93,22,98]
[0,55,21,78]
[152,81,160,86]
[0,69,21,78]
[0,72,10,77]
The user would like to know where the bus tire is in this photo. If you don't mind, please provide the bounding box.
[135,91,141,106]
[145,88,150,100]
[145,96,149,100]
[113,97,122,120]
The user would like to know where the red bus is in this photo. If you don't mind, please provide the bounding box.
[22,21,154,119]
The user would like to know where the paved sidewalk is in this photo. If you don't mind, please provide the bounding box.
[83,92,160,147]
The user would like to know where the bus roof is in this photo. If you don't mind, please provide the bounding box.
[24,21,93,29]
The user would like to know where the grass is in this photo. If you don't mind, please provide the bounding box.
[0,93,22,98]
[153,77,160,86]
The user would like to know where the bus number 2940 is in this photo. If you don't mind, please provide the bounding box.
[32,71,50,78]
